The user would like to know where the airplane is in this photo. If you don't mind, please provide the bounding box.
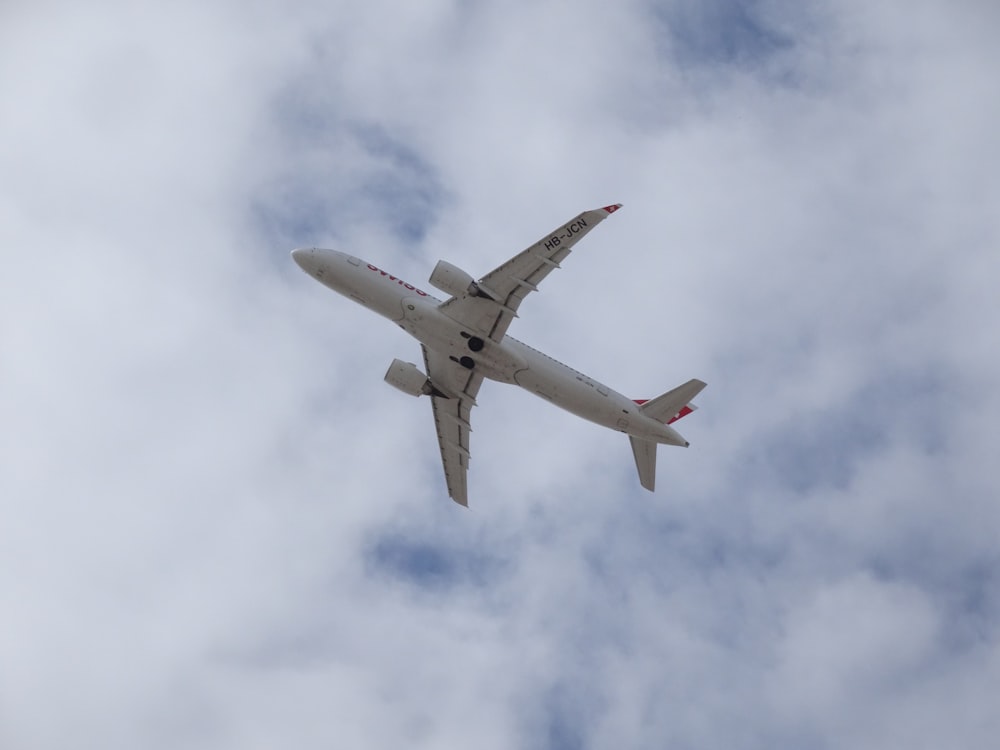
[291,204,705,506]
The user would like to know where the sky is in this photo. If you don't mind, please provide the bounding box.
[2,0,998,747]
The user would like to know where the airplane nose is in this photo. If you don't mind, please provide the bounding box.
[291,247,317,274]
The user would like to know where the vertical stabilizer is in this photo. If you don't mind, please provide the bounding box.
[629,436,658,492]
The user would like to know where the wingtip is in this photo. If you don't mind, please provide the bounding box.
[602,203,623,214]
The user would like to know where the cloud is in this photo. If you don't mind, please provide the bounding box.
[2,1,998,748]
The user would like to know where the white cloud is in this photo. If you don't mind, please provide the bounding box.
[2,0,998,748]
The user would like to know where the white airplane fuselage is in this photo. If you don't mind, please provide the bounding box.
[293,248,687,446]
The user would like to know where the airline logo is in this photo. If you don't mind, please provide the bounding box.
[366,263,429,296]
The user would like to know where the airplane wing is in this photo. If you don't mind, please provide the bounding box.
[422,345,484,506]
[439,204,622,342]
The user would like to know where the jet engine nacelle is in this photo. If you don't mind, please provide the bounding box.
[384,358,433,397]
[429,260,477,299]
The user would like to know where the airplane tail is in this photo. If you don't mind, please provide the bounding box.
[629,379,707,491]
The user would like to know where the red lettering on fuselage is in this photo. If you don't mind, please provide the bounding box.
[366,263,428,296]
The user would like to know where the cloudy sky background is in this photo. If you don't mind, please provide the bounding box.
[2,0,998,747]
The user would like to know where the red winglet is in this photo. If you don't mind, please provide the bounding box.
[603,203,622,214]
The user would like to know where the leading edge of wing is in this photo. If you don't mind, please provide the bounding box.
[439,204,622,342]
[477,203,622,306]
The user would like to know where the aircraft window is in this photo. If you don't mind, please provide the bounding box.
[347,255,361,266]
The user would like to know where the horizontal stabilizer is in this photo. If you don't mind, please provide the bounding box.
[635,379,707,424]
[629,436,657,491]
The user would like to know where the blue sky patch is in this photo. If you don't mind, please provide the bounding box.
[651,0,795,68]
[366,530,506,591]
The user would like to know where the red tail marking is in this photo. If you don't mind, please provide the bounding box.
[633,400,694,425]
[667,405,694,424]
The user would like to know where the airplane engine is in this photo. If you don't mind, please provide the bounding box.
[384,358,433,397]
[429,260,479,299]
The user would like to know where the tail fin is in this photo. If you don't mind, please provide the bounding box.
[629,379,706,491]
[634,379,707,424]
[629,436,658,491]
